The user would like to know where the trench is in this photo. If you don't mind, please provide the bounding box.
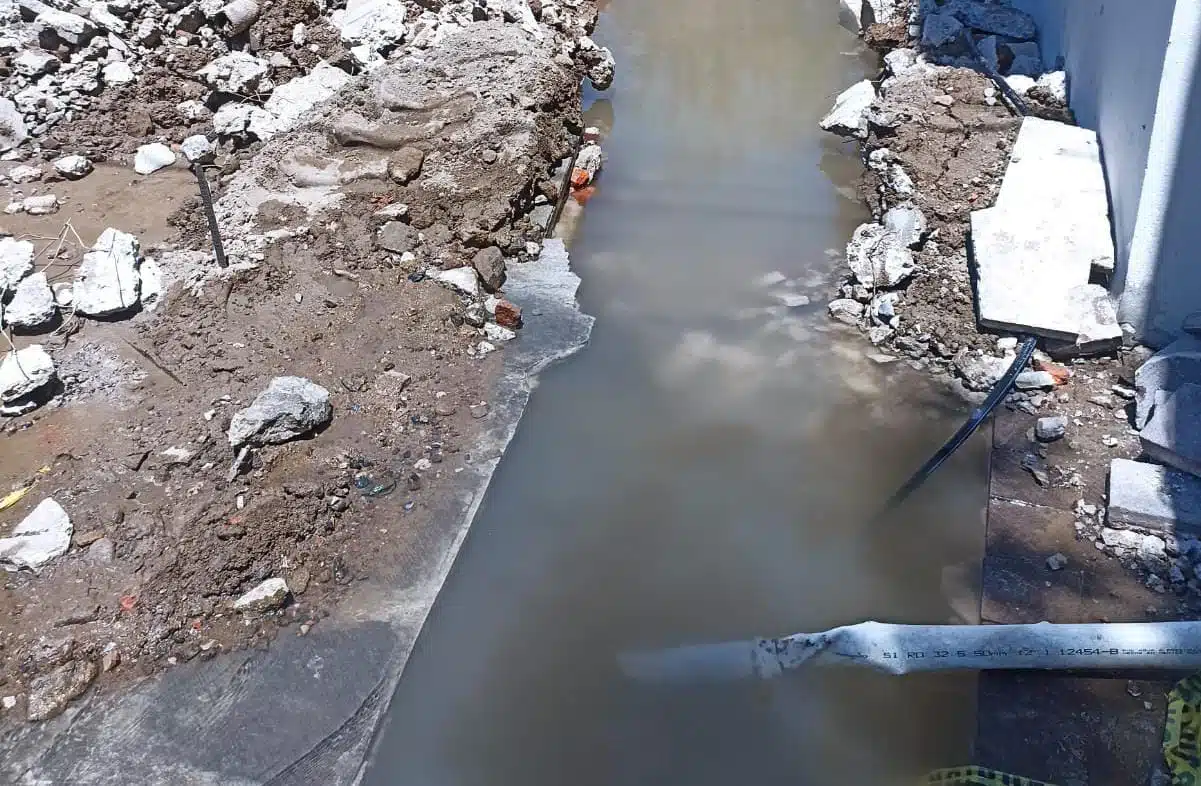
[361,1,988,783]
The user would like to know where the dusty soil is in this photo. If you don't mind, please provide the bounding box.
[0,2,601,727]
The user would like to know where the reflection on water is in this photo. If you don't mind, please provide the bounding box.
[362,1,982,784]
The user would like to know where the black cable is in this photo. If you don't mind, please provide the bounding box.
[874,336,1038,519]
[192,163,229,269]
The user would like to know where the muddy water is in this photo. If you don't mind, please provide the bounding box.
[362,2,985,784]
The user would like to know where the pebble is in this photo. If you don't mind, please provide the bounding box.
[22,194,59,215]
[1035,415,1067,442]
[1046,552,1068,571]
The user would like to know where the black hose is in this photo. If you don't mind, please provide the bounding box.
[192,163,229,269]
[874,336,1038,519]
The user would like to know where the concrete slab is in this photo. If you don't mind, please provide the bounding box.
[996,117,1114,276]
[1140,383,1201,478]
[971,206,1097,340]
[1108,457,1201,537]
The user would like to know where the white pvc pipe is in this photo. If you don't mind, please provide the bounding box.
[620,621,1201,683]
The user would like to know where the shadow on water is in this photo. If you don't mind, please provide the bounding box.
[361,1,985,784]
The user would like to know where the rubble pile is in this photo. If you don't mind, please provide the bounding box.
[0,0,609,728]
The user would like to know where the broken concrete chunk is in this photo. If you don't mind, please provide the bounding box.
[7,165,41,184]
[35,9,97,46]
[819,79,875,139]
[0,498,72,572]
[577,36,615,90]
[14,50,60,77]
[828,298,865,326]
[882,203,927,249]
[26,659,97,721]
[335,0,408,53]
[197,51,272,94]
[23,195,59,215]
[228,376,332,449]
[0,99,27,152]
[0,345,55,403]
[5,272,57,329]
[139,257,164,311]
[88,2,127,33]
[250,63,351,141]
[53,154,92,179]
[102,61,135,86]
[947,0,1037,40]
[0,238,34,289]
[1033,71,1068,105]
[922,11,966,53]
[133,142,176,175]
[212,103,255,137]
[233,577,290,611]
[1135,336,1201,429]
[955,351,1010,392]
[1041,284,1122,357]
[1140,383,1201,479]
[217,0,260,35]
[1001,40,1042,77]
[846,222,915,288]
[434,266,480,298]
[472,247,506,292]
[180,134,214,164]
[1108,458,1201,537]
[73,228,141,317]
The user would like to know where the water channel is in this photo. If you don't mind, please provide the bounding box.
[362,1,987,783]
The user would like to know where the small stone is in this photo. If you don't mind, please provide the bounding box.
[472,247,506,292]
[228,376,332,449]
[846,223,915,288]
[8,165,42,184]
[470,403,489,419]
[996,337,1018,352]
[484,322,516,343]
[233,577,290,611]
[100,646,120,672]
[882,203,927,249]
[1046,552,1068,571]
[1035,415,1067,442]
[1,696,15,711]
[133,143,176,175]
[180,135,214,164]
[1015,370,1056,391]
[388,147,424,184]
[13,50,59,78]
[52,155,92,179]
[197,51,271,94]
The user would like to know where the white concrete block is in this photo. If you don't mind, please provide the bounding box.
[995,117,1114,275]
[971,205,1096,339]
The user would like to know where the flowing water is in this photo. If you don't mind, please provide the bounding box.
[362,1,987,783]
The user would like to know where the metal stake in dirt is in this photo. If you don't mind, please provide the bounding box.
[192,163,229,269]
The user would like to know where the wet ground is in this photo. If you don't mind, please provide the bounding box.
[362,1,986,783]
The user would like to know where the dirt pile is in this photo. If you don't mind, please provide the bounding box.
[0,0,605,727]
